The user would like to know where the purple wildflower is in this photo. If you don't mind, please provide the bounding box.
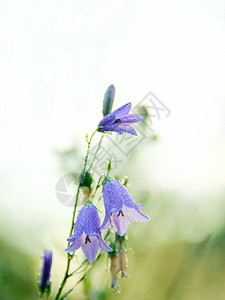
[101,180,150,236]
[98,102,143,136]
[65,204,112,262]
[38,250,53,294]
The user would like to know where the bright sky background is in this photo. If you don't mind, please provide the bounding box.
[0,0,225,253]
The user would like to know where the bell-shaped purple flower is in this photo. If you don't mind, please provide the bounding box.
[65,204,112,262]
[98,102,143,136]
[101,180,150,236]
[38,250,53,294]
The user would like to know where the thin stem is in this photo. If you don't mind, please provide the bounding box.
[91,174,104,201]
[68,259,88,277]
[54,254,73,300]
[83,130,97,172]
[60,252,102,299]
[88,133,104,172]
[54,130,97,300]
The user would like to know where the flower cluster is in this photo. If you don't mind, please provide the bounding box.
[66,179,149,262]
[65,91,149,265]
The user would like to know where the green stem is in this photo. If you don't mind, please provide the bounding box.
[60,257,100,299]
[68,259,89,277]
[91,175,104,202]
[87,133,104,172]
[54,130,98,300]
[84,130,97,172]
[54,254,72,300]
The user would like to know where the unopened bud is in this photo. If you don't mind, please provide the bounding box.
[102,85,115,116]
[110,254,120,293]
[38,250,53,295]
[116,240,128,277]
[79,170,93,189]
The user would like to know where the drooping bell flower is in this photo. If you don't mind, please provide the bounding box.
[101,179,150,236]
[65,203,112,262]
[98,103,143,136]
[38,250,53,295]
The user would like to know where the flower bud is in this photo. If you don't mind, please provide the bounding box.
[79,170,93,189]
[116,234,128,277]
[102,85,115,116]
[38,250,53,295]
[110,254,120,292]
[116,241,128,277]
[79,171,93,202]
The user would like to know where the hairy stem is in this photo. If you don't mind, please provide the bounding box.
[91,174,104,201]
[60,253,102,299]
[54,130,98,300]
[88,133,104,172]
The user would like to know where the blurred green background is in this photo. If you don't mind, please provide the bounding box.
[0,0,225,299]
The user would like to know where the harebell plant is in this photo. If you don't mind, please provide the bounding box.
[37,85,150,299]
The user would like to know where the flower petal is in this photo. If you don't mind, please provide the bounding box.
[123,205,150,222]
[115,181,138,208]
[83,204,101,236]
[100,214,111,230]
[111,211,130,236]
[117,124,137,136]
[103,180,123,213]
[99,234,113,252]
[114,103,131,118]
[72,207,87,238]
[98,124,123,134]
[65,234,83,252]
[120,114,143,123]
[81,235,99,262]
[98,112,116,126]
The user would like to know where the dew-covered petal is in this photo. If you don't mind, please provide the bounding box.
[81,235,99,263]
[67,235,76,242]
[117,124,137,136]
[72,207,87,238]
[103,180,123,213]
[98,124,123,134]
[114,181,138,208]
[100,213,111,230]
[98,111,116,127]
[99,234,113,252]
[111,211,130,236]
[114,103,131,118]
[65,234,83,252]
[123,205,150,222]
[119,114,143,124]
[83,204,101,236]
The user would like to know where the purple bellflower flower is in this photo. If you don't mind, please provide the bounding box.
[38,250,53,294]
[101,179,150,236]
[65,203,112,262]
[98,102,143,136]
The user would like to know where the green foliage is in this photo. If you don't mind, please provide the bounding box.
[0,237,37,300]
